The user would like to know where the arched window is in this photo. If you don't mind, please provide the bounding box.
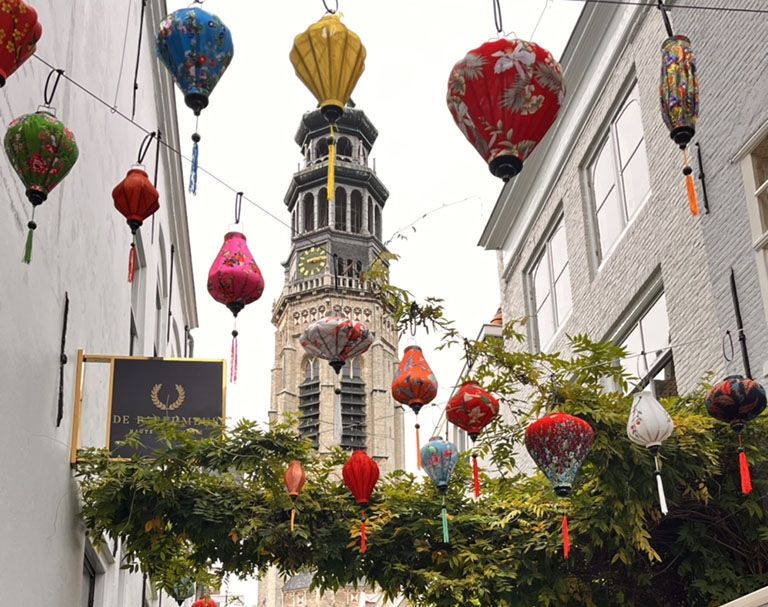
[340,356,366,450]
[375,205,382,240]
[367,197,374,234]
[337,137,353,158]
[335,188,347,231]
[351,190,363,233]
[304,358,320,381]
[318,188,328,228]
[303,193,315,232]
[315,138,329,160]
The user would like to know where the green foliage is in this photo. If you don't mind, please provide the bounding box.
[76,332,768,606]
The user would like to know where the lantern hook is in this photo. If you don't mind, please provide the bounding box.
[722,330,734,363]
[137,131,156,165]
[43,68,65,110]
[493,0,504,34]
[234,191,243,225]
[322,0,338,14]
[656,0,674,38]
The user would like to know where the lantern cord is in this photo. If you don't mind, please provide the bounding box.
[441,495,450,543]
[492,0,504,34]
[230,324,239,383]
[561,0,768,14]
[131,0,147,121]
[128,240,137,283]
[290,508,296,532]
[234,191,243,224]
[322,0,338,14]
[682,148,699,216]
[151,129,162,244]
[137,131,156,165]
[43,68,64,107]
[111,0,133,112]
[737,432,752,495]
[654,454,669,515]
[562,513,570,560]
[22,208,36,264]
[189,116,200,195]
[530,0,550,40]
[360,509,367,554]
[472,453,481,499]
[415,421,422,469]
[656,0,674,37]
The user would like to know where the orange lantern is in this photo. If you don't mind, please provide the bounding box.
[284,460,307,531]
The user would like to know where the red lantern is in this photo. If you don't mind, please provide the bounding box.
[392,345,438,467]
[191,599,217,607]
[447,38,565,181]
[446,382,500,498]
[112,167,159,283]
[525,412,594,559]
[0,1,42,87]
[284,460,307,531]
[342,450,379,554]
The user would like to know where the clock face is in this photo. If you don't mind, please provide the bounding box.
[298,246,327,277]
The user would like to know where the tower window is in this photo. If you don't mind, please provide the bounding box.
[302,193,315,232]
[318,188,328,228]
[337,137,353,158]
[367,197,373,234]
[340,358,366,450]
[335,188,347,231]
[351,191,363,234]
[315,138,329,160]
[375,205,382,240]
[299,358,320,449]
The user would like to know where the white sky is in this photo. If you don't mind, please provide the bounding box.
[167,1,584,602]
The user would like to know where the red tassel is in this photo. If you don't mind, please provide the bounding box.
[415,422,421,469]
[472,454,481,499]
[562,514,570,560]
[127,243,137,283]
[683,148,699,216]
[230,330,238,383]
[360,510,367,554]
[739,450,752,495]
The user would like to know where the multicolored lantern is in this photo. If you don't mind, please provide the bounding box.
[421,436,459,543]
[112,167,159,282]
[207,225,264,383]
[191,599,217,607]
[342,450,380,554]
[4,110,78,263]
[525,412,594,559]
[660,35,700,215]
[299,310,373,375]
[447,38,565,181]
[156,7,234,194]
[627,391,675,514]
[705,375,766,495]
[168,578,195,606]
[0,0,42,87]
[284,460,307,531]
[392,345,438,467]
[447,382,500,498]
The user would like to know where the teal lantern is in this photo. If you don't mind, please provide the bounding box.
[421,436,459,543]
[4,109,78,263]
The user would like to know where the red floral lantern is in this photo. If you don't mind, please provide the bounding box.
[112,167,159,282]
[284,460,307,531]
[447,38,565,181]
[299,310,373,375]
[191,599,217,607]
[525,412,594,559]
[392,345,438,467]
[207,218,264,382]
[0,1,42,87]
[342,450,379,554]
[705,375,766,495]
[446,382,500,498]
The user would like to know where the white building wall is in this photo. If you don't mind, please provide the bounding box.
[0,2,197,606]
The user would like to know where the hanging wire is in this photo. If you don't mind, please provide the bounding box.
[111,0,133,111]
[530,0,550,40]
[561,0,768,14]
[322,0,338,14]
[493,0,504,33]
[234,191,243,224]
[131,0,148,121]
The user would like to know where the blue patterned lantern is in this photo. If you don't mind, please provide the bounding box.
[421,436,459,543]
[155,7,234,193]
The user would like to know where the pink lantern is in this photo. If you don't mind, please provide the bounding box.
[207,228,264,382]
[299,310,373,374]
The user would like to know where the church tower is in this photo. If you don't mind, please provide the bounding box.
[270,104,404,474]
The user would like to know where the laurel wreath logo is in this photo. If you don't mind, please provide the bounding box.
[150,383,186,412]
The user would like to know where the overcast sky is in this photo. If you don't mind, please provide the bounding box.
[166,0,583,601]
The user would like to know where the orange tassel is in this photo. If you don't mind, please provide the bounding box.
[739,450,752,495]
[127,243,137,282]
[290,508,296,532]
[415,422,421,469]
[562,514,570,560]
[683,148,699,216]
[472,454,481,499]
[360,510,367,554]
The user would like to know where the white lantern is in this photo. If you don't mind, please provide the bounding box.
[627,391,674,514]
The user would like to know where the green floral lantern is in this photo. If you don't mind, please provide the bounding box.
[4,110,78,262]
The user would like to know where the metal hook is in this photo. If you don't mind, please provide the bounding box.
[722,330,734,362]
[137,131,156,165]
[322,0,338,14]
[234,191,243,225]
[43,68,65,108]
[493,0,503,34]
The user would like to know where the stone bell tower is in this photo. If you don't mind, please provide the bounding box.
[259,104,405,607]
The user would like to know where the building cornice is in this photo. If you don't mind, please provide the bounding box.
[295,107,379,149]
[284,162,390,211]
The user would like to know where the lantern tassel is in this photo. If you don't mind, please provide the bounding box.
[230,329,238,383]
[290,508,296,532]
[472,453,481,499]
[654,455,669,515]
[327,125,336,197]
[739,449,752,495]
[189,131,200,195]
[22,219,36,264]
[683,149,699,216]
[441,495,449,543]
[128,242,137,283]
[562,514,570,560]
[360,510,367,554]
[415,422,421,469]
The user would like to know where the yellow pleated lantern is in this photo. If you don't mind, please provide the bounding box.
[289,14,366,124]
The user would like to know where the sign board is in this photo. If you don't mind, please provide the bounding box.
[107,357,226,458]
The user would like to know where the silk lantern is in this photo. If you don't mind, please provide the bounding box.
[168,578,195,606]
[342,450,379,554]
[112,166,159,283]
[627,391,675,514]
[156,7,234,194]
[660,35,700,215]
[207,222,264,383]
[392,345,438,468]
[4,109,78,263]
[191,599,217,607]
[447,382,499,498]
[0,0,42,87]
[705,375,766,495]
[447,38,565,181]
[284,460,307,532]
[525,412,594,559]
[299,310,373,374]
[421,436,459,543]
